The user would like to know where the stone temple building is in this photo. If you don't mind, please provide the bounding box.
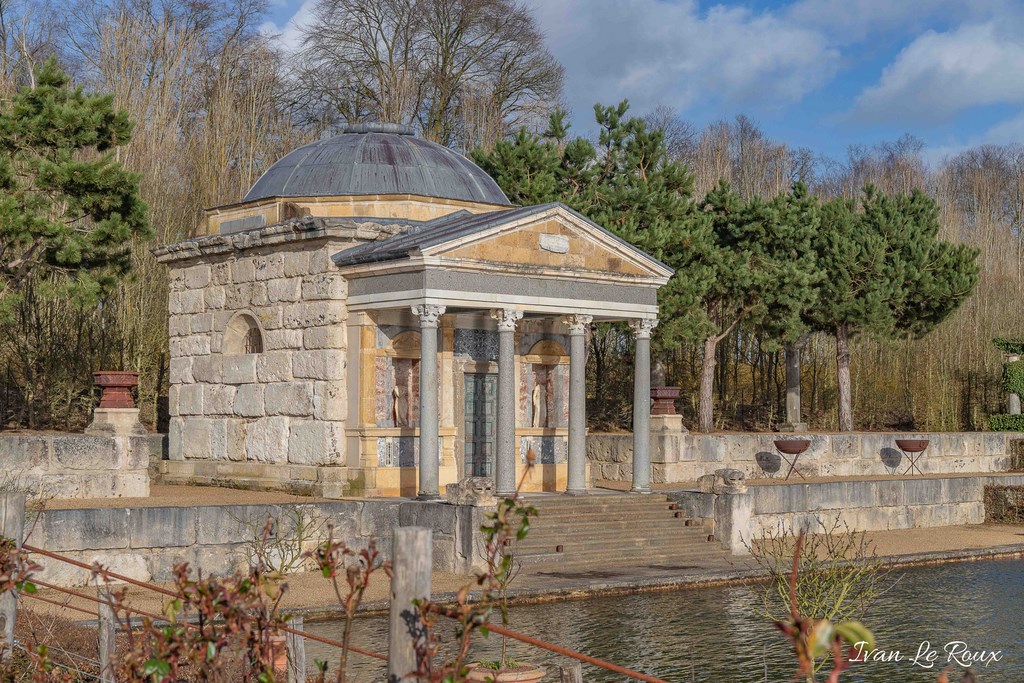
[155,123,671,498]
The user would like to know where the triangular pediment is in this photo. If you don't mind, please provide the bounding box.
[421,205,671,281]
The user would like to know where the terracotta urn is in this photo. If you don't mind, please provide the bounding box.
[650,386,681,415]
[93,371,140,409]
[466,663,545,683]
[773,439,811,455]
[895,438,929,453]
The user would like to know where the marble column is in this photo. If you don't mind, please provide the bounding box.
[563,314,592,495]
[492,308,523,497]
[630,318,658,493]
[413,303,445,500]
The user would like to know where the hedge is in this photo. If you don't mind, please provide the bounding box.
[990,414,1024,431]
[1002,360,1024,397]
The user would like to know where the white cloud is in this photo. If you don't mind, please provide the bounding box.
[784,0,1003,43]
[850,22,1024,125]
[528,0,840,125]
[260,0,317,53]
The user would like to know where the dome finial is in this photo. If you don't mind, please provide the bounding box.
[342,122,415,136]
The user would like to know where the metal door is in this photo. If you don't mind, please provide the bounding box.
[463,373,497,477]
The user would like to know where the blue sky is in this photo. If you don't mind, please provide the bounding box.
[262,0,1024,163]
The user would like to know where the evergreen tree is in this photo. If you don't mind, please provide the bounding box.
[474,101,713,356]
[810,187,980,430]
[0,58,150,310]
[690,181,819,432]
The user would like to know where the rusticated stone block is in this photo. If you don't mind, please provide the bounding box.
[177,384,204,415]
[52,435,118,470]
[313,381,346,421]
[129,507,197,548]
[303,325,345,349]
[245,416,289,463]
[264,382,314,416]
[180,417,213,460]
[256,352,293,382]
[288,420,343,465]
[283,302,344,329]
[301,272,346,300]
[267,278,301,303]
[223,355,257,384]
[191,355,223,383]
[292,350,344,380]
[232,384,264,417]
[0,435,48,470]
[169,357,194,385]
[184,264,211,289]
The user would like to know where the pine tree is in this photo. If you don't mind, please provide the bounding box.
[474,101,712,357]
[690,181,819,433]
[810,187,980,430]
[0,57,150,310]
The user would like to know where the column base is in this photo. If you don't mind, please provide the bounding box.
[779,422,808,433]
[630,486,652,494]
[415,493,442,501]
[564,488,589,496]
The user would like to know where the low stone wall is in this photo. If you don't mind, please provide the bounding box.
[588,431,1022,484]
[25,498,482,587]
[669,474,1024,555]
[0,433,158,499]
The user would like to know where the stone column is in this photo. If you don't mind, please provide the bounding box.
[563,314,592,495]
[780,343,808,432]
[491,308,523,497]
[413,303,445,500]
[630,318,657,493]
[1010,354,1022,416]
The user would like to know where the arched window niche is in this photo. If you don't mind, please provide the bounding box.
[223,312,265,355]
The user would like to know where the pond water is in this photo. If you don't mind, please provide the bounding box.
[306,559,1023,682]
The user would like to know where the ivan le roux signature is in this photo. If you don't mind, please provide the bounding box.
[851,641,1003,668]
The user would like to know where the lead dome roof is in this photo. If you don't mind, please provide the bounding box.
[243,123,511,206]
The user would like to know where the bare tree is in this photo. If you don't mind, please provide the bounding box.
[295,0,563,148]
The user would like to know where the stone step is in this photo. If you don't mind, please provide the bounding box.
[515,524,708,547]
[516,550,735,573]
[516,534,717,555]
[525,505,683,520]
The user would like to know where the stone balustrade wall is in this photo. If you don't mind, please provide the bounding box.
[0,433,157,499]
[588,431,1023,484]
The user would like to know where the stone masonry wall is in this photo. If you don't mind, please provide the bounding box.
[27,499,479,586]
[668,474,1024,554]
[0,433,157,498]
[589,432,1021,484]
[166,239,349,466]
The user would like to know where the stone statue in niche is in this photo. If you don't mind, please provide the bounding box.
[531,382,547,427]
[392,386,409,427]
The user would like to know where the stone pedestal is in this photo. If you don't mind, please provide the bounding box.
[86,408,146,436]
[650,414,687,463]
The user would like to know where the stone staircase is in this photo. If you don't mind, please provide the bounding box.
[510,492,733,576]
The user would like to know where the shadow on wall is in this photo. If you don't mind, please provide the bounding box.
[755,451,782,476]
[880,447,904,472]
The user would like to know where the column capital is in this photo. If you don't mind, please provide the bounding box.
[412,303,446,328]
[490,307,523,332]
[629,317,659,339]
[561,314,593,335]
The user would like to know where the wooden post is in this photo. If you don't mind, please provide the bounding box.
[0,493,25,662]
[388,527,432,683]
[560,662,583,683]
[98,587,116,683]
[286,616,306,683]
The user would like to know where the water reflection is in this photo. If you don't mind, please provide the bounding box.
[306,559,1022,682]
